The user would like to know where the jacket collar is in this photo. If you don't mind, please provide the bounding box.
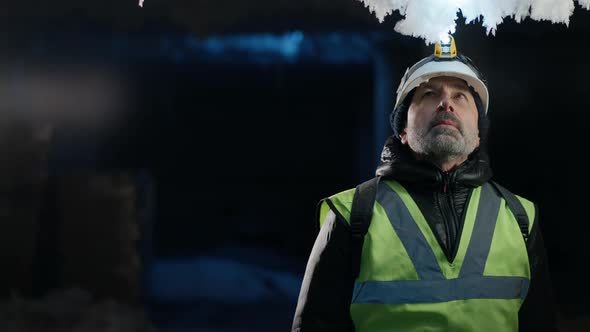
[375,136,493,188]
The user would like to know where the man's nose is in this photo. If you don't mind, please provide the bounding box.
[437,93,454,112]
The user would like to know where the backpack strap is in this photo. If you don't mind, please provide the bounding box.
[350,176,380,281]
[489,181,530,243]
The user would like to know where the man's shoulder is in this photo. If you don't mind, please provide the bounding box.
[320,178,403,224]
[487,181,535,204]
[323,178,403,206]
[317,186,360,227]
[327,187,356,203]
[486,180,537,224]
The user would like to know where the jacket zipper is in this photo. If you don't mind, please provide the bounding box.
[439,171,460,263]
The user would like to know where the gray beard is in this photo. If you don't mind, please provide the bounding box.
[407,125,479,164]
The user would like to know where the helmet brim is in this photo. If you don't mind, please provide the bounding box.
[395,60,489,114]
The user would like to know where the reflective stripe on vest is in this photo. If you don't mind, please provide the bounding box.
[352,182,530,304]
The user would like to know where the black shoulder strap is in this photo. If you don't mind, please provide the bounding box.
[489,181,530,242]
[350,176,380,280]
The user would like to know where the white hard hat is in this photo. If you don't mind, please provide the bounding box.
[394,36,489,114]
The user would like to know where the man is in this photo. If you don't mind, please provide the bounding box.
[292,36,557,331]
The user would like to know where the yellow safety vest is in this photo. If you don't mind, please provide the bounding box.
[319,179,535,332]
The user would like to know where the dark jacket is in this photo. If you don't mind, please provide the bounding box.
[292,137,558,332]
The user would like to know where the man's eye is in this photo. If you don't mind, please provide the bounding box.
[423,91,435,97]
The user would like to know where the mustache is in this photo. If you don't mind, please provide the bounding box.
[430,112,462,131]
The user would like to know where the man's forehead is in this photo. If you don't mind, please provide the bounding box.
[418,77,469,90]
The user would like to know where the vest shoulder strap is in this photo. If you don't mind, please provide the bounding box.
[350,176,380,280]
[489,181,530,243]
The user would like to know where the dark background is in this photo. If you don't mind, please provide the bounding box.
[1,1,589,331]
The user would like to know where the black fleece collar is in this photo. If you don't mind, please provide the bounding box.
[375,136,493,188]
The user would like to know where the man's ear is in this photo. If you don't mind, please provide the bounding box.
[400,130,408,145]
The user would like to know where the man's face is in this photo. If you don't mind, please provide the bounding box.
[400,76,480,161]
